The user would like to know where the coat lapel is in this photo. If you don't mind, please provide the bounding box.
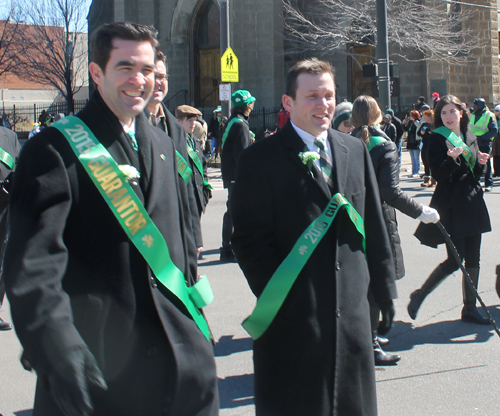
[328,129,349,195]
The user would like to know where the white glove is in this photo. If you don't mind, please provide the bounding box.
[418,206,440,224]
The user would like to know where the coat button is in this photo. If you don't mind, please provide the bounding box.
[147,347,158,357]
[335,262,340,271]
[336,309,341,318]
[150,276,158,289]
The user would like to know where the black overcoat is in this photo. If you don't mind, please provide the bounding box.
[145,104,204,247]
[415,130,491,247]
[231,121,397,416]
[5,92,218,415]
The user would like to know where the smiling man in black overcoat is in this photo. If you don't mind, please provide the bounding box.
[231,58,397,415]
[5,22,218,416]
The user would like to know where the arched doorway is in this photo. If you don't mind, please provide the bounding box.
[194,0,220,108]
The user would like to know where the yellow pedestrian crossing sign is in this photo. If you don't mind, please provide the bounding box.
[221,47,239,82]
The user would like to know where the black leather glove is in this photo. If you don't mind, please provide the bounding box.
[48,346,107,416]
[378,300,395,336]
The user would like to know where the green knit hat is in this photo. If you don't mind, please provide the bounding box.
[231,90,256,107]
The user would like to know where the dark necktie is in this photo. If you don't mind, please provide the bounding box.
[314,137,334,190]
[127,131,138,152]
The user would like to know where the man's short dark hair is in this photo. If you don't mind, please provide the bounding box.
[156,50,168,74]
[89,22,160,72]
[285,58,335,100]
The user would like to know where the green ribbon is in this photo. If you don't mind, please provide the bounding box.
[221,117,242,149]
[242,193,365,340]
[186,136,213,190]
[176,150,193,184]
[0,147,14,170]
[53,116,213,340]
[367,135,387,152]
[433,126,475,175]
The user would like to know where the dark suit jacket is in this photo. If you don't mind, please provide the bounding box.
[145,104,203,246]
[5,92,218,415]
[188,133,211,215]
[231,121,396,416]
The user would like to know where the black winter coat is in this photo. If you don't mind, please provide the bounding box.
[404,120,420,150]
[415,130,491,247]
[5,91,218,415]
[220,113,252,187]
[231,121,397,416]
[354,126,423,279]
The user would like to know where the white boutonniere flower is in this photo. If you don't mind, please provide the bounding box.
[118,165,140,184]
[299,151,320,165]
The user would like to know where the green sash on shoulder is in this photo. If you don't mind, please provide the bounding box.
[176,150,192,184]
[186,140,213,190]
[367,135,387,152]
[0,147,14,170]
[220,117,242,150]
[53,116,213,341]
[242,193,365,340]
[433,126,475,174]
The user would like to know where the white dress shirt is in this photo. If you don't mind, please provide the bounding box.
[290,121,331,171]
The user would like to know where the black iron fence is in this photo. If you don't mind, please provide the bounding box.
[201,106,281,140]
[2,100,88,133]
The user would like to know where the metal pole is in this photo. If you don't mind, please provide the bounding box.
[376,0,391,111]
[220,0,231,118]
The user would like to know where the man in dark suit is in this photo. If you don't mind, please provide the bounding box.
[231,58,397,415]
[5,22,218,416]
[0,126,21,331]
[145,51,203,252]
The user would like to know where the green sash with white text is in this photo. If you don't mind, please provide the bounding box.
[53,116,213,340]
[176,151,192,184]
[0,147,14,170]
[186,140,213,190]
[242,193,365,340]
[433,126,475,174]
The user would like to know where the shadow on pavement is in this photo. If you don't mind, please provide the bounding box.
[214,335,252,357]
[14,411,33,416]
[218,373,254,409]
[385,308,500,353]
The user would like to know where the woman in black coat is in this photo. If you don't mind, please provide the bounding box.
[410,95,492,324]
[351,95,440,365]
[403,110,422,177]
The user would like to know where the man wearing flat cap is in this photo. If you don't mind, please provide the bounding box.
[219,90,256,262]
[176,105,212,221]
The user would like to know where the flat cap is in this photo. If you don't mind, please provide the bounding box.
[175,105,202,118]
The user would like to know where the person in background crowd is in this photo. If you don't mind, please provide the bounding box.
[145,50,204,253]
[386,109,404,169]
[492,104,500,177]
[175,105,212,222]
[208,106,223,157]
[54,113,65,122]
[220,90,256,262]
[331,101,354,134]
[231,58,396,416]
[417,109,436,187]
[0,125,21,331]
[432,92,440,109]
[194,118,209,155]
[276,104,290,131]
[403,110,422,177]
[381,113,397,143]
[469,98,498,191]
[5,22,218,415]
[351,95,439,366]
[415,96,427,113]
[411,95,491,326]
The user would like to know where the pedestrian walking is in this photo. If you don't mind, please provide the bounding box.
[351,95,439,366]
[231,58,396,415]
[410,95,492,325]
[4,22,218,416]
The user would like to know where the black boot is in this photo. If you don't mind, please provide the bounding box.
[461,268,489,325]
[373,332,400,365]
[495,265,500,299]
[408,264,450,320]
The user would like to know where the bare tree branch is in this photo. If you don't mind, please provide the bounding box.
[0,5,27,77]
[282,0,481,65]
[11,0,90,113]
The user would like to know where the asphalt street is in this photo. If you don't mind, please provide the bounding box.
[1,149,500,416]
